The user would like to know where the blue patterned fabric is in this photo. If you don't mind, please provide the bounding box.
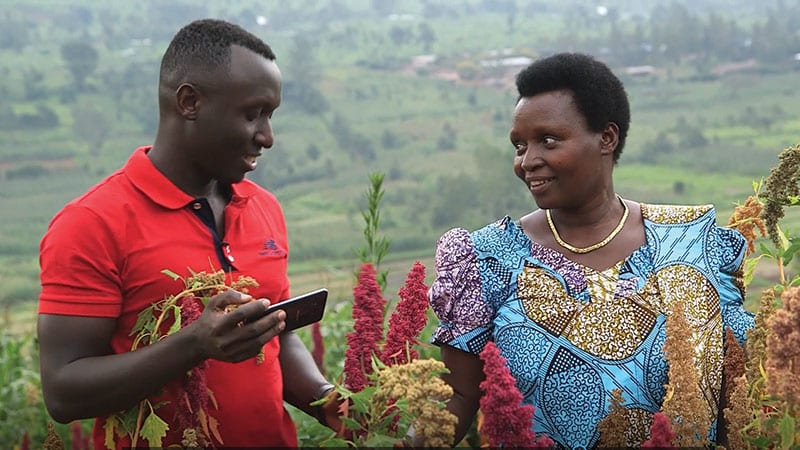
[430,204,754,449]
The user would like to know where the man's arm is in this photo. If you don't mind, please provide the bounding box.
[38,291,285,423]
[278,331,335,419]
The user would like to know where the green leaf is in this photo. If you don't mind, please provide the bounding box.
[779,413,796,450]
[116,406,140,436]
[759,241,777,258]
[375,409,401,430]
[347,388,376,415]
[370,354,387,372]
[778,226,790,251]
[160,269,181,280]
[782,239,800,265]
[320,438,351,447]
[747,435,773,448]
[167,305,182,335]
[129,305,156,337]
[140,411,169,447]
[103,415,119,450]
[363,434,402,447]
[340,416,364,431]
[743,255,763,286]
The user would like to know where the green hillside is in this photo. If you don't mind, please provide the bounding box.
[1,0,799,307]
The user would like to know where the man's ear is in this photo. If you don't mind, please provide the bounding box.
[600,122,620,156]
[175,83,200,120]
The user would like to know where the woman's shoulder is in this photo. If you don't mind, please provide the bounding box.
[639,202,746,267]
[435,216,525,259]
[438,216,523,246]
[640,202,716,225]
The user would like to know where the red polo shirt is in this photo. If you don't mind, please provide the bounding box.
[39,147,298,448]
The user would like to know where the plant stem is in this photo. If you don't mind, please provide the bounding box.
[131,399,147,447]
[147,284,230,347]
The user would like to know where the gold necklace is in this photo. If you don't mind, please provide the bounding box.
[546,195,629,254]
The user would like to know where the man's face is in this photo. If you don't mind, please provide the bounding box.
[190,45,282,185]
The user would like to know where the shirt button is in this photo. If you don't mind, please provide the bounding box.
[192,202,202,210]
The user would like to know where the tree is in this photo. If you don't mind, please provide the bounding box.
[23,68,46,100]
[437,123,457,151]
[60,41,99,92]
[472,145,531,219]
[682,128,708,148]
[0,16,30,51]
[381,130,401,149]
[431,174,480,228]
[417,22,436,53]
[71,101,110,155]
[306,144,320,161]
[389,26,413,46]
[371,0,396,16]
[282,35,329,115]
[329,114,375,161]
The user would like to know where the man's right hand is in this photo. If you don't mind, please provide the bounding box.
[188,290,286,363]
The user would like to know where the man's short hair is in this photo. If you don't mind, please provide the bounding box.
[160,18,275,85]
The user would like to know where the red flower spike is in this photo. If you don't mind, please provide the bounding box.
[641,412,676,448]
[381,261,429,366]
[20,432,30,450]
[69,421,90,450]
[344,263,387,392]
[311,322,326,376]
[175,297,210,433]
[479,342,553,448]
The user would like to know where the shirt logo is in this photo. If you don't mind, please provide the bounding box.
[259,238,286,257]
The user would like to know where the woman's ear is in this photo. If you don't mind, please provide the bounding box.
[175,83,200,120]
[600,122,620,156]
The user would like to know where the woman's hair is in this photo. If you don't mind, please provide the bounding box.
[516,52,630,162]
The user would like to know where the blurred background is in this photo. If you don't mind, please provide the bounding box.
[1,0,799,324]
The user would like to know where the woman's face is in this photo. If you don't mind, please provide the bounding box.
[510,89,617,211]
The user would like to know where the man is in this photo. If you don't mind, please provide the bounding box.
[38,19,337,448]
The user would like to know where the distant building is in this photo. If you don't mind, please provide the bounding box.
[409,54,437,69]
[479,56,534,68]
[624,65,656,77]
[711,59,757,76]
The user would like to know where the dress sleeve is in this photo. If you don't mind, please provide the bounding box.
[712,225,755,345]
[429,228,495,352]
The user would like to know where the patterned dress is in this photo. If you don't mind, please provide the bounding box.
[429,204,754,449]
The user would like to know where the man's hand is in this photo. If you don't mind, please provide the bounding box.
[187,290,286,363]
[317,387,347,436]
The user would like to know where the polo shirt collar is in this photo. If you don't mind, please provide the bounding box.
[126,146,259,209]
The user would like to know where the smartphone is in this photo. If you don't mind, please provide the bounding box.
[249,288,328,331]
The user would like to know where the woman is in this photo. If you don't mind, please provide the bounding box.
[428,53,754,448]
